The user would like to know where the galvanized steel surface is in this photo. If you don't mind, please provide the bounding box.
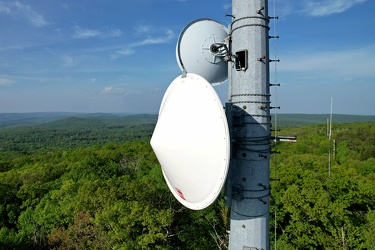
[227,0,271,249]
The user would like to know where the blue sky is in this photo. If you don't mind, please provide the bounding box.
[0,0,374,115]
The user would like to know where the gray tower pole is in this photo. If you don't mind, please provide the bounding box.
[227,0,270,249]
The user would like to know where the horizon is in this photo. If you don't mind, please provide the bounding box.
[0,111,374,117]
[0,0,374,115]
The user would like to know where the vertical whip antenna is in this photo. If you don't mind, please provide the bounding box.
[271,0,279,249]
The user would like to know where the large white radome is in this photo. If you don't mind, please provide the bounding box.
[150,73,230,210]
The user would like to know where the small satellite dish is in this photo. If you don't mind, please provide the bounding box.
[151,73,230,210]
[176,18,229,85]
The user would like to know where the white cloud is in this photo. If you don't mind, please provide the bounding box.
[111,48,135,59]
[60,3,71,11]
[140,29,174,45]
[101,86,117,95]
[223,2,231,10]
[279,45,375,79]
[133,25,174,44]
[110,28,122,37]
[273,1,294,18]
[61,55,77,67]
[0,3,10,14]
[135,25,150,34]
[275,0,367,18]
[100,86,139,96]
[73,25,101,39]
[0,77,14,86]
[304,0,367,16]
[72,26,122,39]
[110,29,174,59]
[0,1,48,27]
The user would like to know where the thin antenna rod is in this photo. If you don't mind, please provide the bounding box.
[328,97,333,177]
[272,0,278,249]
[329,97,333,140]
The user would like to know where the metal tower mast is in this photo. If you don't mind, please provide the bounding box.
[226,0,270,249]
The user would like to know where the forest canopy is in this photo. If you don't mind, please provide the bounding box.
[0,115,374,249]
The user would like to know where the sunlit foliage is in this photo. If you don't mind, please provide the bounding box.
[0,120,373,249]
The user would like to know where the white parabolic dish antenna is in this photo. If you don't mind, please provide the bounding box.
[176,19,228,85]
[150,73,230,210]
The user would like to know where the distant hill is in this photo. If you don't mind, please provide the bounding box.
[38,114,157,130]
[0,112,374,129]
[0,114,157,158]
[272,114,375,128]
[0,112,77,127]
[0,112,373,160]
[0,112,135,128]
